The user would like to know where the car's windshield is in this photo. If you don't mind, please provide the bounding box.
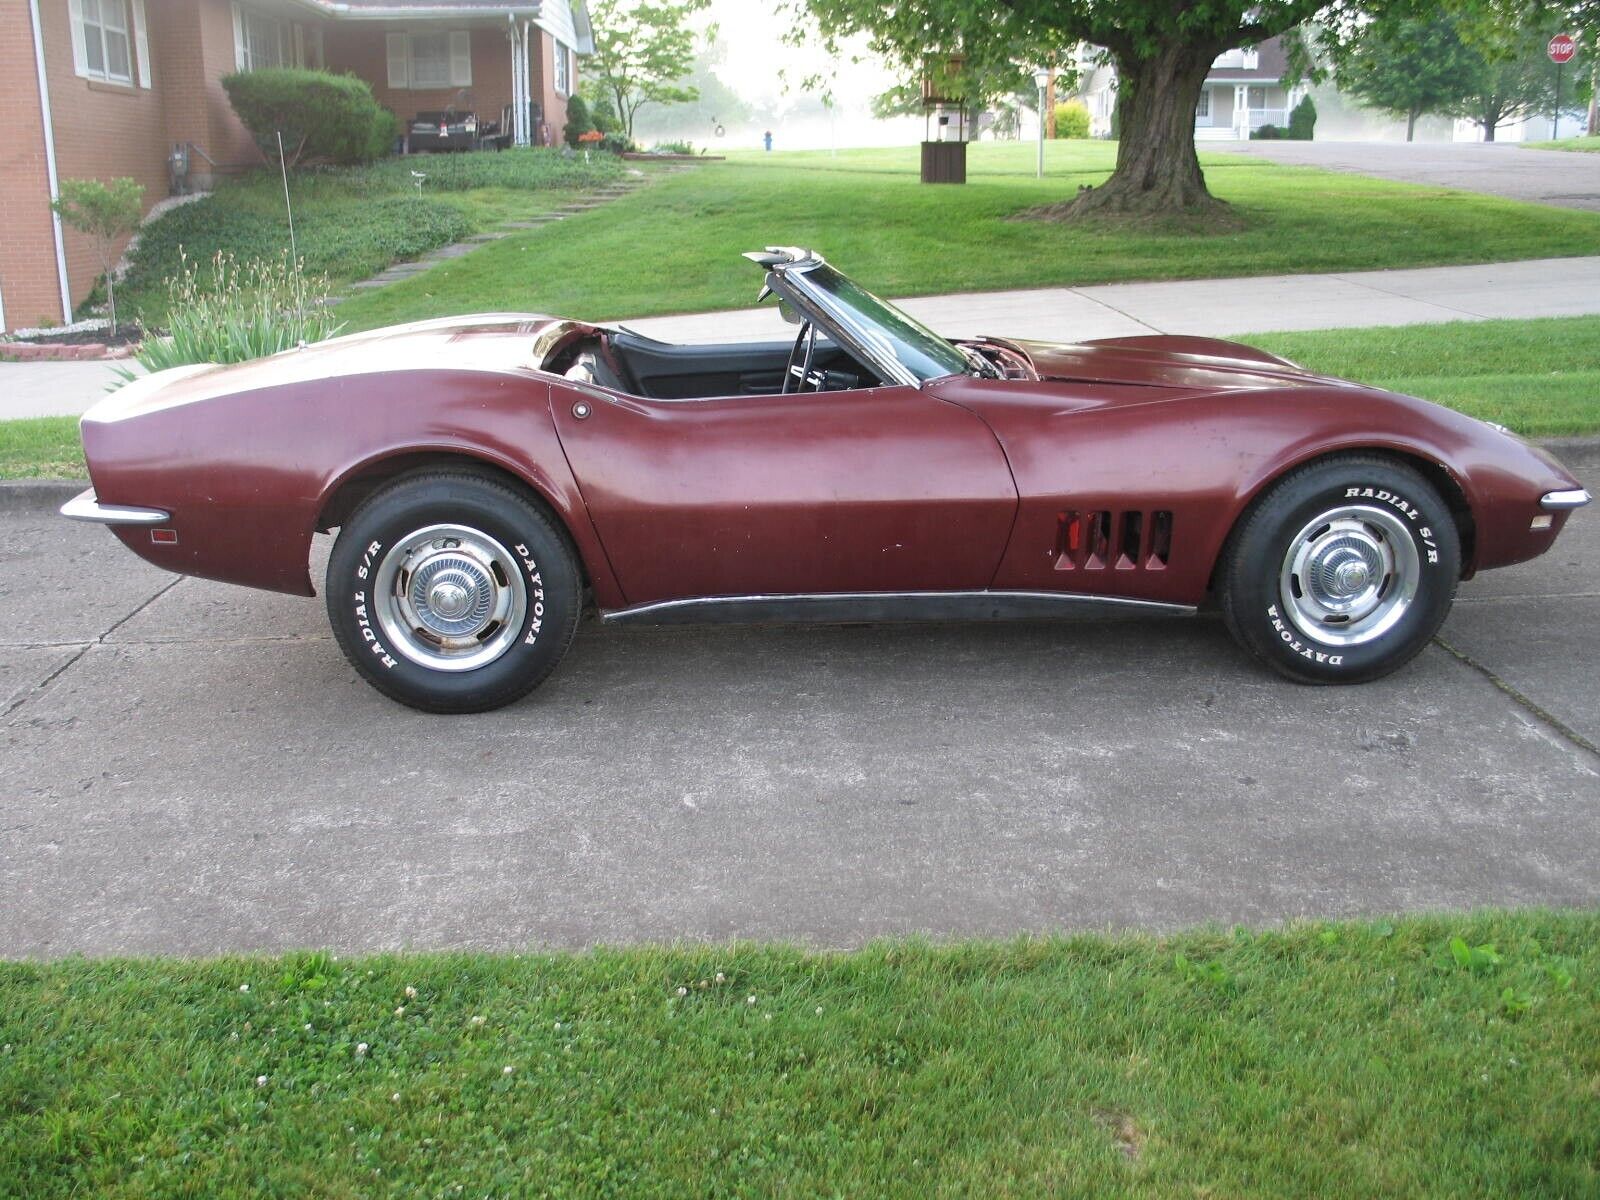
[794,263,974,383]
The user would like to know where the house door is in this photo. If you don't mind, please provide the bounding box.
[551,383,1019,606]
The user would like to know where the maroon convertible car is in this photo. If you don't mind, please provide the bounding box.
[65,248,1589,713]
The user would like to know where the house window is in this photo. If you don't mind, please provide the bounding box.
[1195,88,1210,119]
[75,0,133,84]
[1247,86,1268,110]
[386,31,472,89]
[554,39,570,95]
[231,5,288,72]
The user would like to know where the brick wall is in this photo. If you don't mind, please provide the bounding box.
[537,31,570,147]
[0,0,67,328]
[326,23,513,141]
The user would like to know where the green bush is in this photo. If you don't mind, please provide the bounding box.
[50,176,144,333]
[1052,100,1091,139]
[1288,94,1317,140]
[222,68,398,167]
[598,133,636,155]
[588,93,620,135]
[563,94,594,147]
[122,250,343,375]
[1251,123,1283,140]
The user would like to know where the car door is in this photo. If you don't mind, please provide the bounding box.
[550,380,1018,607]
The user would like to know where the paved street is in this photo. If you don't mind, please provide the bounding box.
[1218,139,1600,211]
[2,445,1597,958]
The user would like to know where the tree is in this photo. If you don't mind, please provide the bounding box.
[51,177,143,335]
[1322,14,1480,139]
[585,0,711,141]
[786,0,1333,221]
[1449,22,1578,140]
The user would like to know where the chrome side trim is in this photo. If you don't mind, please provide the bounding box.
[59,488,170,526]
[602,590,1197,627]
[1540,489,1591,511]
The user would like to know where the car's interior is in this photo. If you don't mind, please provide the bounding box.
[554,328,881,401]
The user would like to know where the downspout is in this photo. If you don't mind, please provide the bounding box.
[508,14,522,146]
[27,0,74,324]
[521,19,533,146]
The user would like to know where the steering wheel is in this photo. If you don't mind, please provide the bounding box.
[782,321,818,394]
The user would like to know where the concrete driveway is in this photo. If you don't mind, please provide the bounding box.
[2,448,1597,959]
[1219,139,1600,211]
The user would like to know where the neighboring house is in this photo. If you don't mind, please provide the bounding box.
[1,0,592,333]
[1077,36,1308,141]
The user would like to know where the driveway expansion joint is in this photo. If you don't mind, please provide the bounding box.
[1433,634,1600,762]
[3,575,183,719]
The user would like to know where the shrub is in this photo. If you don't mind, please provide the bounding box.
[651,140,696,155]
[122,250,343,375]
[588,93,620,135]
[222,68,398,167]
[563,95,594,147]
[50,176,143,334]
[1052,100,1091,139]
[1288,95,1317,140]
[597,133,637,155]
[1251,123,1283,140]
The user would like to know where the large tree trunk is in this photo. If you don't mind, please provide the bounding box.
[1052,41,1224,221]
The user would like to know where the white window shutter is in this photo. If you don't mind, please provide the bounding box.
[449,31,471,87]
[67,0,89,77]
[386,32,409,88]
[131,0,151,87]
[231,3,246,70]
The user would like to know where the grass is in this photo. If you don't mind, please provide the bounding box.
[1522,135,1600,152]
[333,140,1600,331]
[0,416,83,480]
[1,912,1596,1197]
[118,149,626,326]
[1249,314,1600,437]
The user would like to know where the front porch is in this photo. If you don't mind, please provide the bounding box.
[1195,82,1299,140]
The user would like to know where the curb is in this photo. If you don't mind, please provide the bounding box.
[0,478,87,515]
[0,343,136,362]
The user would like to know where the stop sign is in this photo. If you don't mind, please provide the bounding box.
[1548,34,1576,64]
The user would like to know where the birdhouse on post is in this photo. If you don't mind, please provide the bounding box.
[921,54,969,184]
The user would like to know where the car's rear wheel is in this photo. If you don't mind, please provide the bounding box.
[326,471,581,713]
[1219,455,1460,683]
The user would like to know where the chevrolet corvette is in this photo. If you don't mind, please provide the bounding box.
[64,247,1590,712]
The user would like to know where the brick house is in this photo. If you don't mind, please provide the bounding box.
[2,0,592,332]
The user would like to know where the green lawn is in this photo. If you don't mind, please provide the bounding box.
[1522,135,1600,152]
[334,140,1600,331]
[2,913,1596,1197]
[1249,315,1600,437]
[119,149,628,326]
[0,415,83,480]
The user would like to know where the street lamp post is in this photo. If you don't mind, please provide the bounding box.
[1034,68,1051,179]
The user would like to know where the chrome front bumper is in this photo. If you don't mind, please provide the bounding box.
[60,487,170,526]
[1541,489,1591,511]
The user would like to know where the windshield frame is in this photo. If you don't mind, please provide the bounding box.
[764,256,973,388]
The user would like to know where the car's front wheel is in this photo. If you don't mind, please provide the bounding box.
[1219,455,1460,683]
[326,471,581,713]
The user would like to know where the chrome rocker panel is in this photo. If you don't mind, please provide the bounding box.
[59,487,170,526]
[602,590,1197,626]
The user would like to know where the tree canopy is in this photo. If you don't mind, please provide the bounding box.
[585,0,711,141]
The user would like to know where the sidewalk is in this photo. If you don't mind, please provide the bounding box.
[6,255,1600,417]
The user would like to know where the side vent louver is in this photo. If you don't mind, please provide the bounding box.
[1056,509,1173,571]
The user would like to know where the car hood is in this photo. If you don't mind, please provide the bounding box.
[995,334,1327,392]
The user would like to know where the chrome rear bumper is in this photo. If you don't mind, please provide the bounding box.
[60,487,170,526]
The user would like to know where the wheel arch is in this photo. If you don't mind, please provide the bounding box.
[313,447,603,592]
[1214,445,1478,593]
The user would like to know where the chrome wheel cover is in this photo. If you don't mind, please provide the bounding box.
[373,523,527,672]
[1278,504,1419,648]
